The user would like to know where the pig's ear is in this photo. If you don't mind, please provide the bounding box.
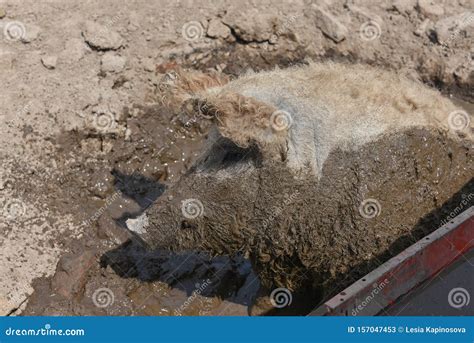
[157,68,230,110]
[193,92,291,162]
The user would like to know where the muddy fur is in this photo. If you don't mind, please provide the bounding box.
[139,62,473,310]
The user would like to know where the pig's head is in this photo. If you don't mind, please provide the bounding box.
[138,87,317,284]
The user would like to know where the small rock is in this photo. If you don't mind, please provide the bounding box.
[207,19,231,39]
[101,52,126,73]
[41,55,57,69]
[414,18,432,36]
[393,0,416,14]
[142,57,155,72]
[82,20,123,50]
[0,8,6,19]
[434,12,474,46]
[417,0,444,18]
[222,10,276,42]
[311,4,347,43]
[51,250,96,298]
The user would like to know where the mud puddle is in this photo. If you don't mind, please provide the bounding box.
[21,93,261,316]
[21,48,473,316]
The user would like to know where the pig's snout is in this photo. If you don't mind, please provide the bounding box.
[129,195,207,253]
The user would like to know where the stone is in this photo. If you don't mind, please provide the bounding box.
[434,12,474,45]
[82,20,123,50]
[311,4,347,43]
[207,19,231,39]
[417,0,445,19]
[0,8,6,19]
[101,52,126,73]
[142,58,155,72]
[51,250,96,298]
[393,0,416,14]
[414,18,432,37]
[41,55,57,69]
[222,10,276,42]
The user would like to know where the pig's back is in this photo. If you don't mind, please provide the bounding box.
[213,62,464,174]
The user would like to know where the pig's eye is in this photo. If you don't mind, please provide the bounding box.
[220,148,251,167]
[195,139,262,172]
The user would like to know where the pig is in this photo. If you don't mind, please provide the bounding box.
[133,62,473,314]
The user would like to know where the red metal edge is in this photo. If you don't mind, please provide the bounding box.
[310,206,474,316]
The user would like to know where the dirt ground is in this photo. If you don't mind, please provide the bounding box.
[0,0,472,316]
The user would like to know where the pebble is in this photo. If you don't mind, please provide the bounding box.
[392,0,416,14]
[417,0,445,18]
[311,4,347,43]
[0,8,6,19]
[51,250,96,298]
[82,20,123,50]
[142,57,155,72]
[207,19,231,39]
[222,10,275,42]
[41,55,57,69]
[434,13,473,45]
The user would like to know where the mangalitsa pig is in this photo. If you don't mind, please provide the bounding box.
[132,62,473,313]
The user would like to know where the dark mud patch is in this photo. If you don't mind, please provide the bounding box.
[22,93,262,316]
